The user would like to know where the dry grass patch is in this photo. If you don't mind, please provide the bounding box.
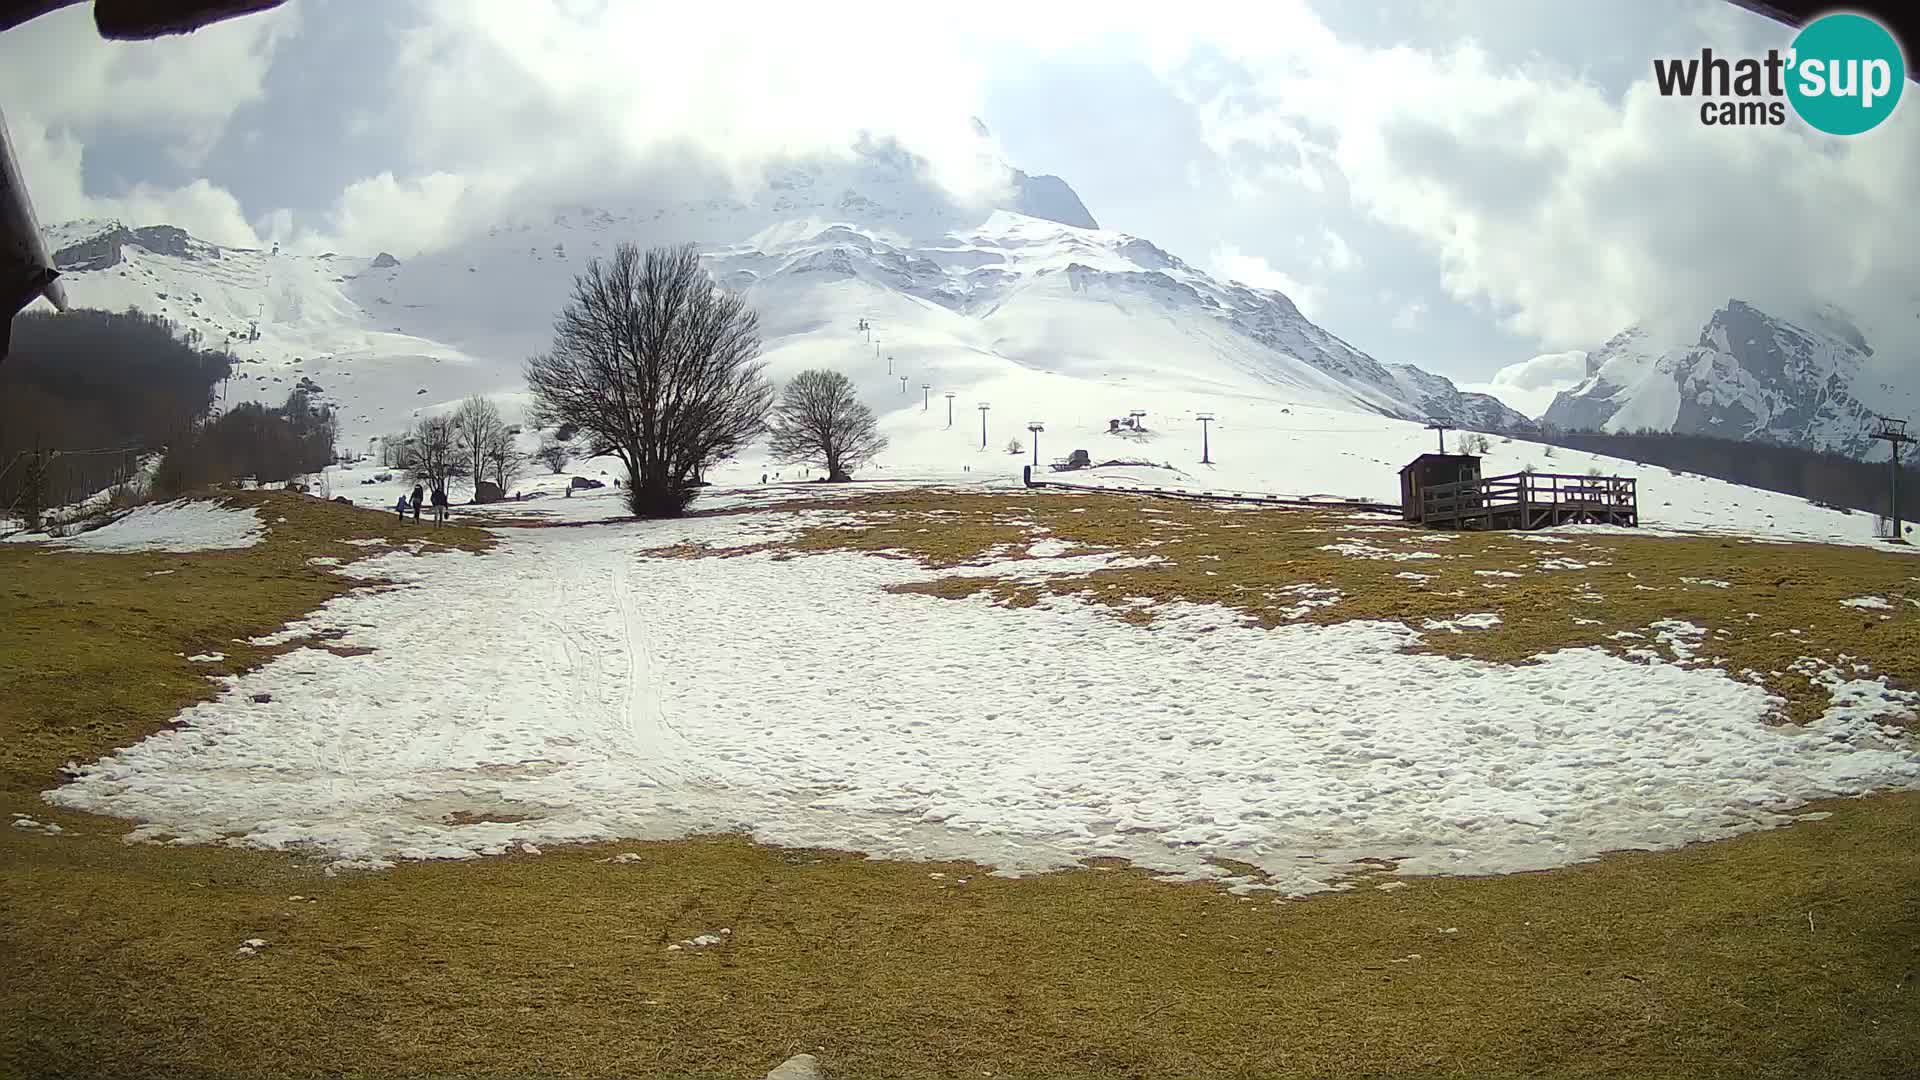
[4,486,1917,1079]
[0,491,490,796]
[4,792,1916,1080]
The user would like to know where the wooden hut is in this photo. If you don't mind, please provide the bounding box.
[1399,453,1482,523]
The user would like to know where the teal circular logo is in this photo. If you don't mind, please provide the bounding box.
[1786,13,1905,135]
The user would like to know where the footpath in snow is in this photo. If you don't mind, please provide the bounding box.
[46,504,1920,895]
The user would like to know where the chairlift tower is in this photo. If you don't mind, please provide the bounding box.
[978,402,991,450]
[944,392,956,428]
[1871,416,1914,543]
[899,375,908,394]
[921,383,931,411]
[1195,413,1216,464]
[1027,421,1045,466]
[1425,419,1453,454]
[1129,409,1146,431]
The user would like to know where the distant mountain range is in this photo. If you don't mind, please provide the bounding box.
[39,136,1532,443]
[1541,300,1915,460]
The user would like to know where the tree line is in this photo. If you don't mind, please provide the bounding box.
[2,308,231,518]
[6,242,900,526]
[150,389,339,500]
[378,395,527,501]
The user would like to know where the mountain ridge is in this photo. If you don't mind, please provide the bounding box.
[41,148,1533,444]
[1542,300,1913,459]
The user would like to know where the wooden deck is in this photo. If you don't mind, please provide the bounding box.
[1420,471,1638,531]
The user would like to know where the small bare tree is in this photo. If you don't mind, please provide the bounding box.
[400,413,464,493]
[1005,438,1023,455]
[525,242,773,516]
[451,395,523,501]
[765,369,887,482]
[452,395,503,497]
[483,422,524,494]
[535,433,572,474]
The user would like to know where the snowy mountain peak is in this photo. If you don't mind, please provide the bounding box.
[51,222,227,272]
[1009,170,1098,230]
[40,193,1529,444]
[1543,299,1910,457]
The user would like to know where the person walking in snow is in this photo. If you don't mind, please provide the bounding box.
[410,483,424,522]
[394,493,409,520]
[431,485,449,524]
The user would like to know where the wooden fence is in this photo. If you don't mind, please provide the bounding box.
[1421,471,1637,530]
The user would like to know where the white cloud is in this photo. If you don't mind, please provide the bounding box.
[2,110,262,247]
[1145,1,1920,361]
[0,3,297,159]
[1391,300,1427,330]
[1461,348,1592,417]
[1209,243,1323,318]
[12,0,1915,388]
[0,2,298,246]
[1318,228,1359,273]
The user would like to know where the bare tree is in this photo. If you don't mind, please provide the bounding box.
[525,242,773,516]
[483,421,524,494]
[764,369,887,482]
[452,395,505,500]
[377,432,410,468]
[1005,438,1023,455]
[400,413,463,493]
[535,433,572,473]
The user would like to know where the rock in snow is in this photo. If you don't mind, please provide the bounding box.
[765,1053,824,1080]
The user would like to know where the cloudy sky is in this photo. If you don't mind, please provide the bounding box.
[2,0,1915,408]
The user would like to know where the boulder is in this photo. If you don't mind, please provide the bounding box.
[765,1053,823,1080]
[474,480,505,504]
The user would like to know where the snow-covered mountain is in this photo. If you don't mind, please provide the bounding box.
[1541,301,1914,458]
[38,146,1529,446]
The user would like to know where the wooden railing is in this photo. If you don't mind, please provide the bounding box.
[1422,471,1636,529]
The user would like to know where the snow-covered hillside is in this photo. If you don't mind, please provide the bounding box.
[39,144,1530,454]
[1542,301,1916,458]
[44,186,1909,547]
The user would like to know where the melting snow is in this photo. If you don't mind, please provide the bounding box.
[1421,613,1502,633]
[43,513,1920,896]
[1320,540,1442,561]
[39,501,265,554]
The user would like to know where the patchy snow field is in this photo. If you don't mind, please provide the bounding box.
[24,500,265,553]
[47,508,1920,895]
